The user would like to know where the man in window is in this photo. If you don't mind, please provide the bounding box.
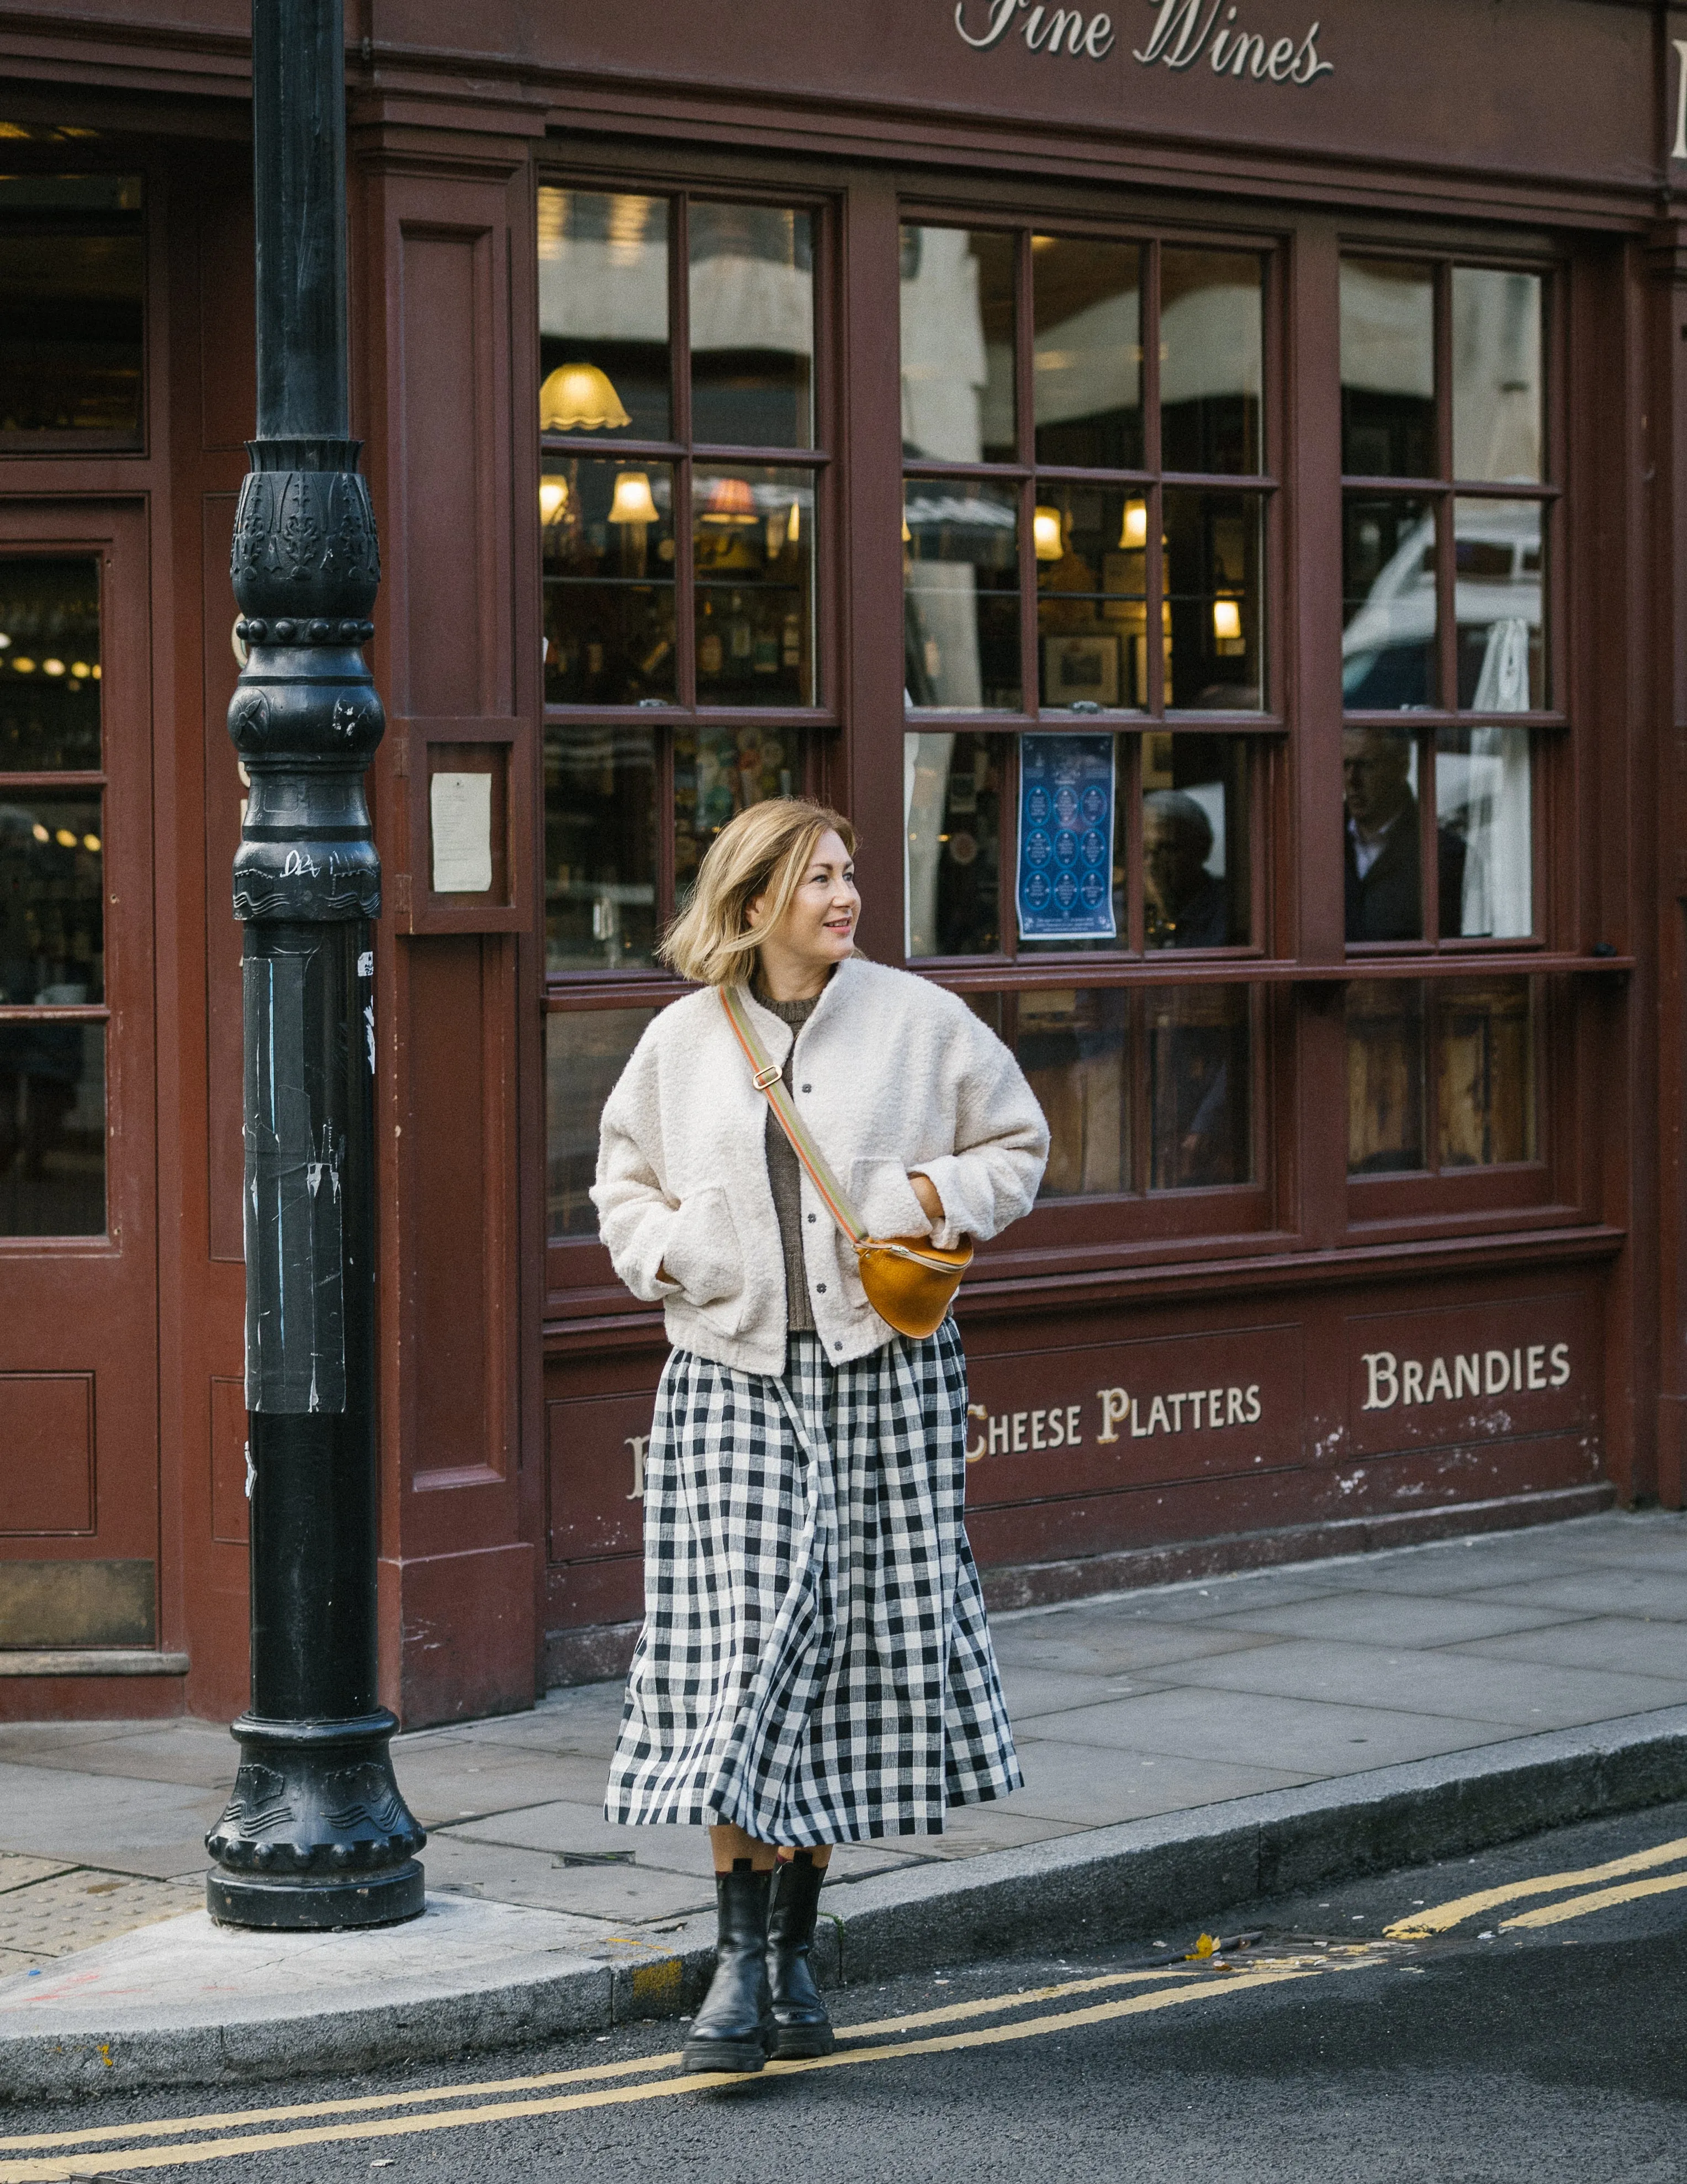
[1342,725,1465,941]
[1144,789,1229,949]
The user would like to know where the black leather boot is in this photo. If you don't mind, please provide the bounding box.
[766,1851,835,2058]
[681,1861,776,2075]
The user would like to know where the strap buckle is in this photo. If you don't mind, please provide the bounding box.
[751,1062,782,1091]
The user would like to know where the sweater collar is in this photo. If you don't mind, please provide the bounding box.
[739,951,863,1048]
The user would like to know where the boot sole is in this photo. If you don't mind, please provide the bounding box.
[771,2023,836,2060]
[680,2037,769,2075]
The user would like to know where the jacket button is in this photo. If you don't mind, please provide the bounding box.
[816,1283,827,1294]
[807,1212,816,1223]
[801,1084,811,1093]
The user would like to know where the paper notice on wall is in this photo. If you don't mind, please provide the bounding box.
[430,771,493,893]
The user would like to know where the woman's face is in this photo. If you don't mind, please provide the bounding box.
[749,829,859,970]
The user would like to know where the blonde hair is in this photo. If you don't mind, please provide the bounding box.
[660,798,856,987]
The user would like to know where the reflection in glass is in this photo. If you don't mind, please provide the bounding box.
[1455,498,1543,711]
[1014,987,1129,1197]
[676,725,799,900]
[904,732,1003,957]
[1343,727,1440,943]
[1347,980,1425,1174]
[1340,257,1435,478]
[537,189,670,442]
[0,557,101,769]
[1031,236,1143,469]
[963,991,1004,1037]
[1341,493,1437,710]
[903,482,1020,710]
[544,724,657,971]
[547,1007,660,1238]
[542,459,675,706]
[1160,250,1263,474]
[1143,733,1249,948]
[1036,486,1147,711]
[1148,985,1251,1189]
[0,792,104,1005]
[1016,734,1125,957]
[1437,978,1535,1166]
[1436,728,1531,940]
[0,1018,104,1236]
[1452,269,1542,484]
[693,466,815,705]
[0,176,142,443]
[690,203,814,449]
[1164,489,1262,709]
[899,226,1016,464]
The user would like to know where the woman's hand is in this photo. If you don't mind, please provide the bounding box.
[908,1170,944,1226]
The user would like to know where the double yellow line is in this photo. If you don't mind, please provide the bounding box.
[1385,1832,1687,1940]
[0,1954,1380,2181]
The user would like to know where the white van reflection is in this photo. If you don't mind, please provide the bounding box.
[1342,502,1541,713]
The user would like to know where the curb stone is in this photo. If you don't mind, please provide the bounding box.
[2,1706,1684,2102]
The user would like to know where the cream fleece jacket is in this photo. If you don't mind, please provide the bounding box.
[592,955,1050,1373]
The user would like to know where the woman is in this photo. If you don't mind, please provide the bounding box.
[593,799,1048,2076]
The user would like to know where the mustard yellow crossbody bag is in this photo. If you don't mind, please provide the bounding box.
[719,984,972,1341]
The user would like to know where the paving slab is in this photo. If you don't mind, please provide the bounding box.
[1199,1590,1582,1648]
[1448,1617,1687,1682]
[1470,1568,1687,1621]
[1007,1737,1314,1824]
[0,1763,224,1879]
[1020,1683,1504,1774]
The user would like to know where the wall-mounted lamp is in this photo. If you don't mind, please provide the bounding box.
[1033,505,1065,560]
[1212,597,1243,643]
[539,477,569,525]
[608,471,660,526]
[701,474,758,525]
[1119,499,1148,550]
[539,361,631,432]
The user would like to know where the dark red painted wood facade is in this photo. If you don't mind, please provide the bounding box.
[0,0,1680,1726]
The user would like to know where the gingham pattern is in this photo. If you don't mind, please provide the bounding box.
[605,1321,1021,1844]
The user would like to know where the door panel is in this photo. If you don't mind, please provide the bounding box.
[0,503,157,1646]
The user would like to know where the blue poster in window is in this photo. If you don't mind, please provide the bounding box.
[1016,735,1116,942]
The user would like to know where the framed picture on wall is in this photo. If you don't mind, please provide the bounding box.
[1043,633,1120,708]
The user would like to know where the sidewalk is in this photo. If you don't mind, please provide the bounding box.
[2,1507,1685,2094]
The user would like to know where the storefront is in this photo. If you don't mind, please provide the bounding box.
[0,0,1678,1726]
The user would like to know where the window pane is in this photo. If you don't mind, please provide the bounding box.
[1342,493,1437,710]
[1347,982,1425,1173]
[0,176,142,444]
[904,481,1020,710]
[693,466,815,705]
[1455,498,1544,711]
[542,459,675,705]
[900,226,1016,464]
[1452,269,1542,484]
[0,1017,104,1236]
[1032,236,1143,469]
[0,790,104,1005]
[1164,489,1262,710]
[547,1007,659,1239]
[1149,985,1251,1189]
[1017,732,1123,953]
[904,731,1003,957]
[1014,987,1129,1197]
[544,724,657,971]
[676,725,799,901]
[690,203,813,449]
[1340,257,1435,478]
[1035,486,1147,712]
[1437,977,1535,1167]
[1436,727,1531,940]
[537,189,670,442]
[1160,250,1263,475]
[1143,732,1249,948]
[0,557,102,769]
[1343,727,1424,942]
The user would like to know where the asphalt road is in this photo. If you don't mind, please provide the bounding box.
[5,1799,1686,2184]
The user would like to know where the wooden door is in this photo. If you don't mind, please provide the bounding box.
[0,503,158,1650]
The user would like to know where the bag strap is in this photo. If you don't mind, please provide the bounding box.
[719,984,868,1248]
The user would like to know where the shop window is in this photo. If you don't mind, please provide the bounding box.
[0,556,106,1235]
[1340,253,1553,1199]
[0,176,143,449]
[538,184,826,986]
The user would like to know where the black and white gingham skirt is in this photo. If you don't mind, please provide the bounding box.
[604,1321,1020,1844]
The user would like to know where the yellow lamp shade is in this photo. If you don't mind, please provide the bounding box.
[1119,499,1148,550]
[1033,505,1064,560]
[608,471,660,525]
[1212,597,1243,641]
[538,477,569,525]
[539,361,631,432]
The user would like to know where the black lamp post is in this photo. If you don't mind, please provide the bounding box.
[204,0,425,1928]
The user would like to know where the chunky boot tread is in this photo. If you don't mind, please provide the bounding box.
[681,2034,769,2075]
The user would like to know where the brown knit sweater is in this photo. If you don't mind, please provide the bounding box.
[756,987,818,1335]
